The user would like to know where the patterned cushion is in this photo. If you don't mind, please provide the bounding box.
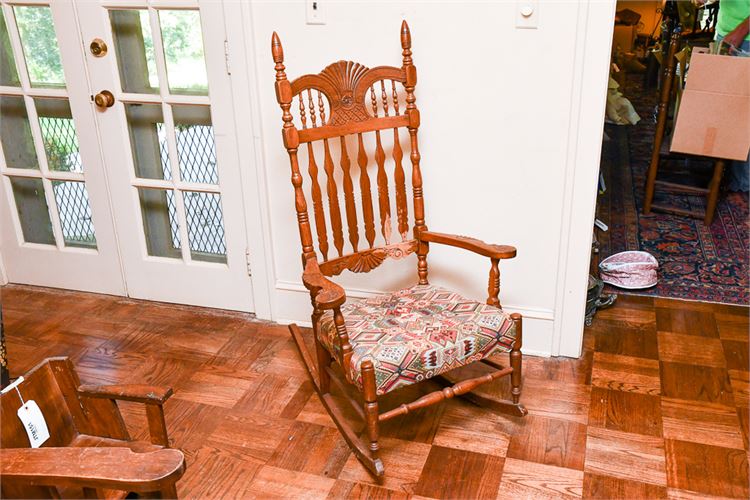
[318,284,516,395]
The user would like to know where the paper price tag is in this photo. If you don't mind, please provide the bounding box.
[17,400,50,448]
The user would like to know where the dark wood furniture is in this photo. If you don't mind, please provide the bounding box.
[271,21,526,478]
[643,28,726,226]
[0,357,185,498]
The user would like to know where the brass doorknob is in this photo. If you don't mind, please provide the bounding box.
[90,38,108,57]
[94,90,115,108]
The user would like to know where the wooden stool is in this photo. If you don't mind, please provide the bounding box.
[643,29,726,226]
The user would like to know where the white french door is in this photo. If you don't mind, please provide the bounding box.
[0,0,125,295]
[0,0,255,312]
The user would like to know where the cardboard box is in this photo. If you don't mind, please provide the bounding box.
[670,53,750,162]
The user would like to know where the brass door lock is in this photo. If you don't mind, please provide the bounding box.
[94,90,115,108]
[90,38,107,57]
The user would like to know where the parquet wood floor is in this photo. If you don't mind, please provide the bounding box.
[2,285,748,499]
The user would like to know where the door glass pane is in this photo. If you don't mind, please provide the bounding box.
[173,105,217,184]
[36,99,83,173]
[0,95,38,170]
[138,187,181,258]
[13,6,65,88]
[125,103,170,180]
[52,181,96,248]
[183,191,226,263]
[9,177,54,245]
[159,10,208,95]
[0,10,20,86]
[110,9,159,94]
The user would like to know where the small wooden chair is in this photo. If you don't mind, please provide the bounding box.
[0,357,185,498]
[271,21,526,478]
[643,29,726,225]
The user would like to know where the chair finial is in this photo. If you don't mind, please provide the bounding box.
[400,20,411,50]
[401,21,413,68]
[272,31,287,82]
[271,31,284,64]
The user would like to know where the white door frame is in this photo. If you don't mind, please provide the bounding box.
[221,0,274,319]
[552,0,616,357]
[0,247,8,285]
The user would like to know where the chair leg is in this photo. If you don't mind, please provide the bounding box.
[360,360,381,462]
[288,326,384,478]
[704,159,725,226]
[510,313,523,405]
[643,155,660,215]
[645,31,679,215]
[149,483,178,499]
[315,336,331,394]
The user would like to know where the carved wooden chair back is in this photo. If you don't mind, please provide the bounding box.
[272,22,429,281]
[1,358,128,497]
[0,358,128,450]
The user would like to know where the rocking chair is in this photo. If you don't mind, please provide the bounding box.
[271,21,526,478]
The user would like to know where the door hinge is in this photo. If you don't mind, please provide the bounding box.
[224,40,231,75]
[245,248,252,277]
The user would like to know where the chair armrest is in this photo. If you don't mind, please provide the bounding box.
[419,231,517,259]
[302,257,346,310]
[1,447,185,494]
[77,384,173,405]
[78,384,173,447]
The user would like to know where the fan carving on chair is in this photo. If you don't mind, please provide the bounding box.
[271,21,527,479]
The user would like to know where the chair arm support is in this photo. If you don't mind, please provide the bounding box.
[418,231,517,259]
[0,447,185,494]
[78,384,173,447]
[302,257,346,310]
[77,384,173,405]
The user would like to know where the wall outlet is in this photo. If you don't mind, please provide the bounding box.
[516,1,539,29]
[306,1,325,25]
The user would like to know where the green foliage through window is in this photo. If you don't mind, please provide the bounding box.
[160,10,208,95]
[14,6,65,88]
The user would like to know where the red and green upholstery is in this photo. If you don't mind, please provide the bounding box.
[318,284,517,395]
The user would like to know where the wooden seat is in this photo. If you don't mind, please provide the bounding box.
[0,357,185,499]
[643,28,726,225]
[270,21,526,479]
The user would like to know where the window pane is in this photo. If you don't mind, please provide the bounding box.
[125,103,170,180]
[138,187,181,258]
[183,191,226,263]
[110,9,159,94]
[0,10,20,86]
[173,105,217,184]
[36,99,83,173]
[13,6,65,88]
[52,181,96,248]
[159,10,208,95]
[0,95,38,170]
[9,177,55,245]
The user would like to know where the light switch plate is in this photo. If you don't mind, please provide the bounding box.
[306,0,325,25]
[516,0,539,29]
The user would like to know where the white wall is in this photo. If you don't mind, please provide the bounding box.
[239,0,615,357]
